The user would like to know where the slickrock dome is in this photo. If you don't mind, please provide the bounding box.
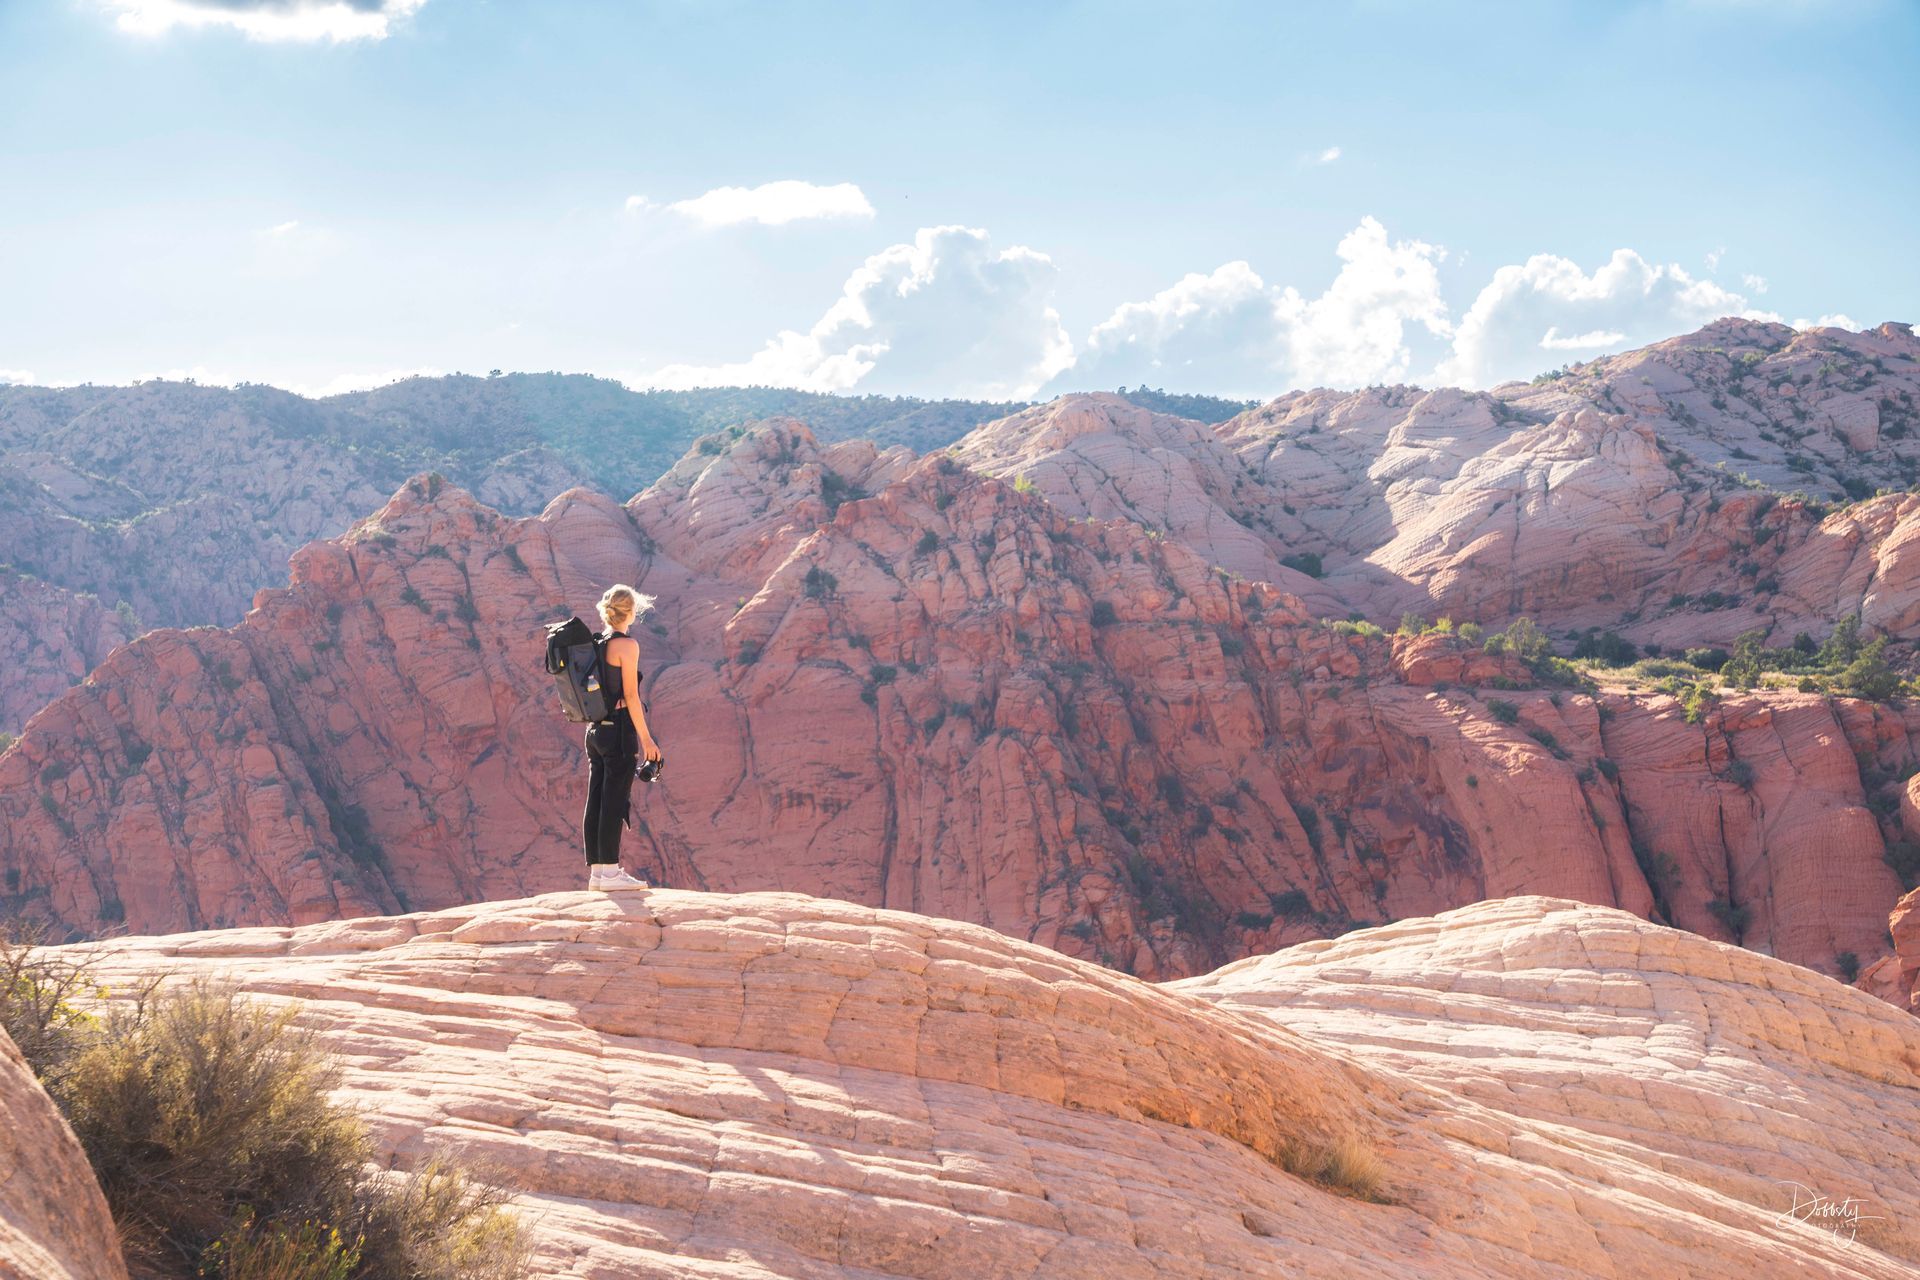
[44,890,1920,1279]
[0,1025,127,1280]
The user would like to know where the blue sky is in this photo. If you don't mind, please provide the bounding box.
[1,0,1915,399]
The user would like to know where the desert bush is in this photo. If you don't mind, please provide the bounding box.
[1837,951,1862,983]
[1279,1135,1389,1203]
[8,976,529,1280]
[1485,698,1520,725]
[1571,630,1638,665]
[56,984,368,1270]
[1833,637,1905,701]
[353,1154,529,1280]
[1683,646,1728,672]
[1279,551,1323,579]
[1456,621,1484,645]
[1707,898,1752,937]
[0,925,107,1080]
[200,1212,362,1280]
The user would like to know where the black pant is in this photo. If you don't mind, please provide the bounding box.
[583,720,639,866]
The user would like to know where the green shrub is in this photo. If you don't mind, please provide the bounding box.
[20,980,529,1280]
[1834,637,1905,701]
[1707,898,1752,937]
[1724,760,1756,790]
[1572,630,1638,665]
[1,926,104,1079]
[803,566,837,599]
[1090,600,1118,628]
[200,1211,361,1280]
[1486,698,1520,725]
[1885,839,1920,890]
[1485,617,1549,664]
[1269,889,1312,920]
[1456,621,1484,645]
[1683,647,1728,672]
[913,530,940,556]
[1279,552,1323,579]
[1837,951,1861,983]
[353,1154,527,1280]
[55,984,368,1270]
[1330,618,1384,638]
[1527,728,1566,758]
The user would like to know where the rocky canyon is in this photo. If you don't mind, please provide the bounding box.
[1,321,1918,1006]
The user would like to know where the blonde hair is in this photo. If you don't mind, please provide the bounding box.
[597,583,655,630]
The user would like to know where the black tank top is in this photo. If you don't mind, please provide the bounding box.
[600,629,638,709]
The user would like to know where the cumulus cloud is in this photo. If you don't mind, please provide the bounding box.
[637,180,876,228]
[631,216,1805,400]
[1706,246,1726,271]
[644,225,1072,400]
[1800,312,1857,330]
[0,369,36,386]
[1065,216,1450,395]
[1540,327,1628,350]
[100,0,425,42]
[1743,272,1769,294]
[1437,249,1746,387]
[1315,146,1342,164]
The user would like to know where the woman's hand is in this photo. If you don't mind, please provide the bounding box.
[640,735,663,764]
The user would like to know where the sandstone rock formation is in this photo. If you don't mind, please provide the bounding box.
[62,890,1920,1278]
[0,379,1021,731]
[981,319,1920,645]
[1,425,1911,988]
[0,566,133,740]
[1860,886,1920,1014]
[0,1025,127,1280]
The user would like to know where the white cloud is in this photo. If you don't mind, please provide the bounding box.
[1743,272,1769,294]
[648,180,875,228]
[251,218,337,277]
[1797,312,1857,331]
[643,225,1072,400]
[100,0,425,42]
[1316,146,1342,164]
[1065,216,1450,395]
[1706,246,1726,271]
[1437,249,1746,387]
[1540,326,1628,350]
[0,369,35,386]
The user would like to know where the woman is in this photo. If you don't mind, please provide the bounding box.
[583,583,663,891]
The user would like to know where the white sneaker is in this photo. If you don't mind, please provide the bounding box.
[592,865,650,892]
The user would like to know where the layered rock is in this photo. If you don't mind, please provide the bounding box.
[60,890,1920,1279]
[0,566,133,736]
[0,1025,127,1280]
[0,429,1907,985]
[0,379,1021,730]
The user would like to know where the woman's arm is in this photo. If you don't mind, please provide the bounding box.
[615,636,660,761]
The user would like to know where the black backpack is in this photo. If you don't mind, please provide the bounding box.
[544,616,612,723]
